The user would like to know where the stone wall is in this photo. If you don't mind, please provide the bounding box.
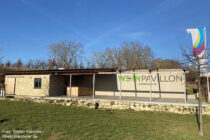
[2,96,209,115]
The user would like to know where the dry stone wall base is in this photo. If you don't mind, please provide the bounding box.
[0,97,209,115]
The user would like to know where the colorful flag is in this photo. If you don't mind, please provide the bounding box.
[187,28,205,58]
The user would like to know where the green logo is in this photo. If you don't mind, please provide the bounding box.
[118,75,183,82]
[118,75,140,82]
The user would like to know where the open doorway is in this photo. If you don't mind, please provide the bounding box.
[49,75,93,97]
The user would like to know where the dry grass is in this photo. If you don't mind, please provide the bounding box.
[0,100,210,140]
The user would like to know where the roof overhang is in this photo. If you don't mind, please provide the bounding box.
[5,68,188,76]
[5,69,117,75]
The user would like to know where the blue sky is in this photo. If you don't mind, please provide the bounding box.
[0,0,210,63]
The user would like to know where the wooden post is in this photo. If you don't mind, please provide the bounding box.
[197,58,203,136]
[69,74,72,97]
[93,74,95,98]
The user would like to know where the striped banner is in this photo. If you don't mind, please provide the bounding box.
[187,28,205,58]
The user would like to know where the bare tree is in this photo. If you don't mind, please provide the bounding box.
[0,49,4,89]
[33,59,48,70]
[25,59,34,69]
[79,60,84,69]
[17,59,23,69]
[151,58,182,69]
[181,44,210,66]
[92,41,154,69]
[181,45,210,136]
[48,59,57,70]
[5,61,11,69]
[73,59,79,69]
[92,51,108,68]
[13,59,23,70]
[85,58,96,69]
[25,59,49,70]
[48,41,83,69]
[105,48,123,69]
[120,42,154,69]
[0,48,4,64]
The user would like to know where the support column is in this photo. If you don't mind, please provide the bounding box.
[69,74,72,97]
[184,70,187,102]
[119,71,122,100]
[149,70,152,102]
[14,78,16,95]
[133,69,137,98]
[93,74,95,98]
[157,69,161,98]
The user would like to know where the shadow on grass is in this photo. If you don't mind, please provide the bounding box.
[195,107,200,130]
[204,88,208,102]
[0,119,9,123]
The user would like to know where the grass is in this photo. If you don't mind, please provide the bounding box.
[0,100,210,140]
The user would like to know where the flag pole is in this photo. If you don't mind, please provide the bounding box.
[187,27,204,136]
[207,70,209,102]
[197,57,203,136]
[204,27,210,102]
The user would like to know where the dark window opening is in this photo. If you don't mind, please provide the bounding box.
[34,78,42,89]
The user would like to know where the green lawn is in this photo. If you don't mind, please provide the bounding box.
[0,100,210,140]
